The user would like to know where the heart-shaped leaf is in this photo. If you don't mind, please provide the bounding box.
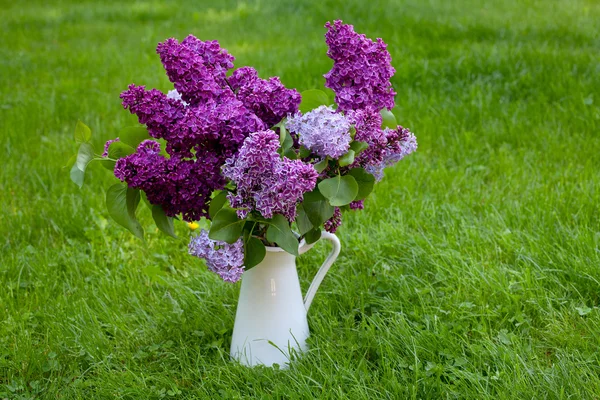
[244,237,266,270]
[151,204,177,238]
[74,121,92,144]
[209,208,244,244]
[348,167,375,200]
[380,109,397,129]
[105,183,144,240]
[70,142,95,188]
[299,89,330,114]
[318,174,359,206]
[265,214,298,256]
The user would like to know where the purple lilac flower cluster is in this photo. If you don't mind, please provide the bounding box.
[115,35,302,223]
[188,230,245,283]
[286,106,352,159]
[230,66,301,127]
[114,140,225,221]
[223,130,318,221]
[324,20,396,113]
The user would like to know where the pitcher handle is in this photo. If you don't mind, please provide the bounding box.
[303,231,341,312]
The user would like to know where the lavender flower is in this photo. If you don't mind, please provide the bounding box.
[189,230,245,283]
[286,106,352,159]
[365,126,418,181]
[230,66,301,127]
[324,20,396,112]
[223,130,318,221]
[102,138,120,157]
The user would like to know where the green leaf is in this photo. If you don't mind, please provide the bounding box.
[119,126,150,148]
[318,175,359,206]
[209,208,244,244]
[105,184,144,240]
[338,150,355,167]
[283,148,298,159]
[278,124,293,152]
[380,109,397,129]
[350,140,368,155]
[140,191,153,209]
[295,203,314,235]
[304,229,321,245]
[64,153,77,170]
[348,167,375,201]
[298,146,311,158]
[209,191,228,219]
[301,189,335,227]
[299,89,330,114]
[74,121,92,144]
[265,214,299,256]
[314,158,329,173]
[151,205,177,238]
[244,237,266,270]
[70,142,95,188]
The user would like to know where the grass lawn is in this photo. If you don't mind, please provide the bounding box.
[1,0,600,398]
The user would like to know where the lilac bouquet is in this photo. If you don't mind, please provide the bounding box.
[69,21,417,283]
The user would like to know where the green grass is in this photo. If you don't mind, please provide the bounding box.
[1,0,600,398]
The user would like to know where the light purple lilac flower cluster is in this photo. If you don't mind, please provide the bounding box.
[223,130,318,221]
[286,106,352,159]
[324,20,396,113]
[188,230,245,283]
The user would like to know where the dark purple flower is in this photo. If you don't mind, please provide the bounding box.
[230,66,301,127]
[157,36,235,106]
[114,140,225,221]
[324,207,342,233]
[324,20,396,112]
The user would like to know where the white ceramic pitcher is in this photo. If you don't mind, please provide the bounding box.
[230,231,341,367]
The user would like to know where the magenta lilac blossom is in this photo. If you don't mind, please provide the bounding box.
[324,20,396,112]
[188,230,245,283]
[230,66,301,127]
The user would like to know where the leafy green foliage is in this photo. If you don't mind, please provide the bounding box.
[318,175,359,206]
[299,89,330,113]
[101,141,135,170]
[243,236,266,269]
[300,189,335,227]
[338,149,355,167]
[265,214,299,255]
[208,190,228,219]
[69,142,95,188]
[74,120,92,144]
[151,205,177,238]
[208,208,244,244]
[380,109,397,129]
[350,140,368,155]
[348,167,375,200]
[304,228,321,244]
[105,183,144,240]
